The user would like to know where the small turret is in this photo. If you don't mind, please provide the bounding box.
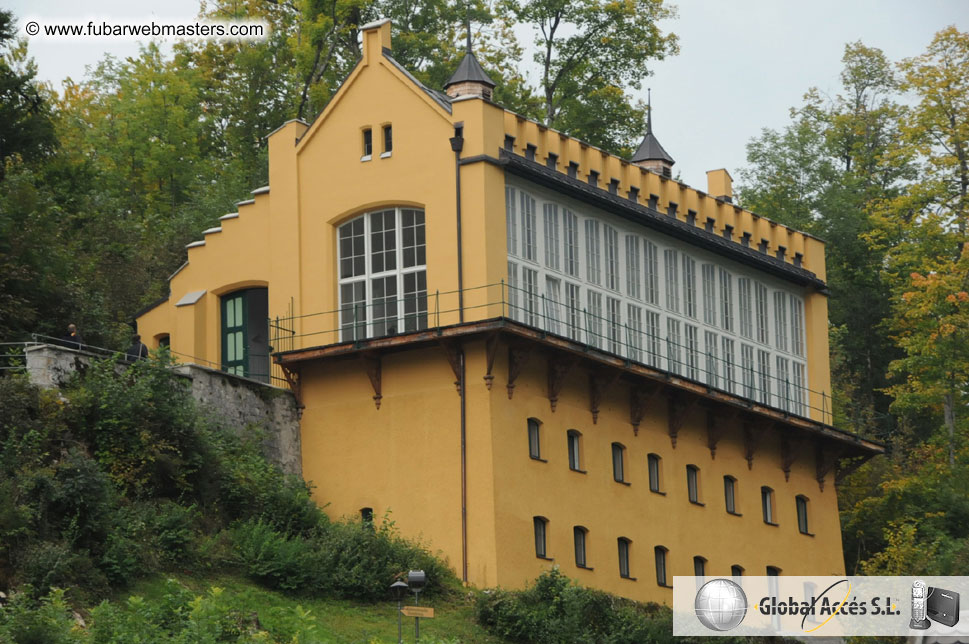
[630,90,675,177]
[444,22,496,100]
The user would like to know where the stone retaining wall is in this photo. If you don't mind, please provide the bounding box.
[23,344,301,476]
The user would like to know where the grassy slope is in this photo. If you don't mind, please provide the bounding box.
[115,573,506,644]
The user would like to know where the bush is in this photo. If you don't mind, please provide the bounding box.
[14,541,107,599]
[208,426,324,537]
[316,518,452,602]
[0,588,81,644]
[230,520,317,592]
[474,568,682,644]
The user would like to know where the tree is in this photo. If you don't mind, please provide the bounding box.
[739,42,912,439]
[0,10,57,179]
[897,27,969,253]
[506,0,677,155]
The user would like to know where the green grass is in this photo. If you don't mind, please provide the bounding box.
[113,573,506,644]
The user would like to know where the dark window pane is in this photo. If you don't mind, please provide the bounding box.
[528,419,541,458]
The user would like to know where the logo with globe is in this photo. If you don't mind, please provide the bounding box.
[695,578,748,631]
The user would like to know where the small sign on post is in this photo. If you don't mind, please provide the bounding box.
[401,606,435,618]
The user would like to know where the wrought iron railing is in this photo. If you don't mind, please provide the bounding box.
[268,281,833,424]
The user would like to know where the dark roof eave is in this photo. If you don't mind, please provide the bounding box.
[274,317,883,457]
[500,150,826,290]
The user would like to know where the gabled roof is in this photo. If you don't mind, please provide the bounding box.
[444,50,496,89]
[383,50,454,112]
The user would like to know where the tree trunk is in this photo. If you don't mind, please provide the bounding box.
[944,390,955,467]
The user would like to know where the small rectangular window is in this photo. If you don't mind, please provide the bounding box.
[794,252,803,268]
[574,526,587,567]
[776,246,786,260]
[742,232,752,248]
[724,476,737,514]
[568,161,579,179]
[504,134,515,151]
[731,565,744,581]
[525,144,537,161]
[618,538,631,578]
[568,430,581,471]
[687,465,700,503]
[546,152,558,169]
[534,517,547,558]
[723,225,734,240]
[362,128,373,159]
[648,194,659,210]
[694,556,706,579]
[686,210,696,226]
[654,546,668,586]
[705,218,716,232]
[648,454,661,492]
[382,124,393,155]
[612,443,625,482]
[797,496,810,534]
[667,202,678,217]
[762,487,775,524]
[609,178,620,195]
[759,239,769,253]
[628,186,640,202]
[588,170,599,186]
[528,418,541,459]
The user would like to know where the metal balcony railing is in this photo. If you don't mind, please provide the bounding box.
[269,281,833,424]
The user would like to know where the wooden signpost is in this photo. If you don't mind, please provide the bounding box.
[401,606,435,618]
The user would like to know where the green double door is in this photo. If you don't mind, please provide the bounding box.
[221,288,269,382]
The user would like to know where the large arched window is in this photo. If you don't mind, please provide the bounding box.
[338,208,426,340]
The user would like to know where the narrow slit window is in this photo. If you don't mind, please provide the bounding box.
[382,124,393,154]
[362,128,373,158]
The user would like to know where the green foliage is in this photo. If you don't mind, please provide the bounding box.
[506,0,677,155]
[0,588,80,644]
[230,520,318,592]
[0,357,455,624]
[474,568,685,644]
[842,442,969,575]
[229,516,454,601]
[0,10,58,179]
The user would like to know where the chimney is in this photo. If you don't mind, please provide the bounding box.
[361,18,392,66]
[706,168,733,202]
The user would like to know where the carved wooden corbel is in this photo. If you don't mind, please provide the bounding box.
[362,353,382,409]
[667,392,694,448]
[438,338,464,395]
[815,441,838,492]
[588,370,620,424]
[706,407,728,459]
[743,419,767,470]
[546,355,576,412]
[506,344,532,399]
[483,332,499,390]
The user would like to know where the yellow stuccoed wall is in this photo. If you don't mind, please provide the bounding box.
[484,339,845,602]
[133,18,861,602]
[295,335,846,601]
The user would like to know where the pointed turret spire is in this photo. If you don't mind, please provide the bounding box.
[631,89,675,176]
[444,6,496,100]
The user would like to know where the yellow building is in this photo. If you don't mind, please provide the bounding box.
[136,19,883,603]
